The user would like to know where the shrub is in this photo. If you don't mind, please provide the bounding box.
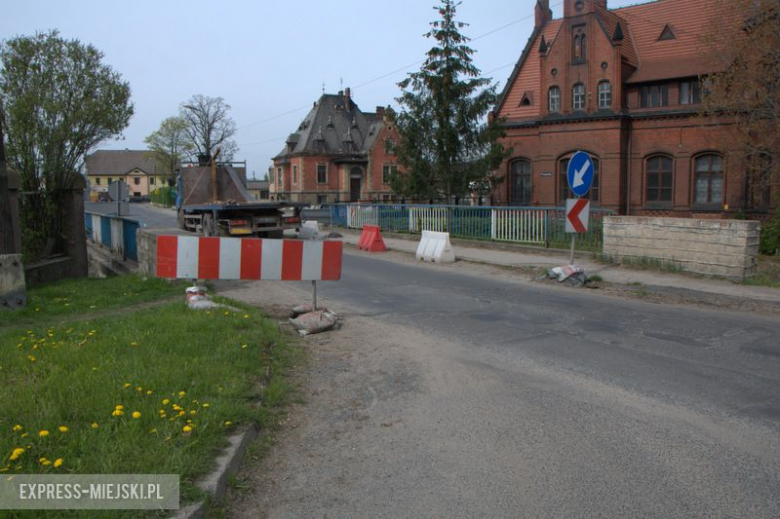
[759,208,780,255]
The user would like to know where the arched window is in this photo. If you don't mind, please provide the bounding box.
[511,159,532,205]
[572,25,586,62]
[598,81,612,110]
[559,154,599,203]
[572,83,586,110]
[694,154,724,206]
[645,155,673,203]
[548,86,561,113]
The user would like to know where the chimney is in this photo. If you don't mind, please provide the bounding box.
[535,0,552,27]
[376,106,385,117]
[344,87,351,110]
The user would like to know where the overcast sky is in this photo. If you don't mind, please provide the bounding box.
[3,0,640,178]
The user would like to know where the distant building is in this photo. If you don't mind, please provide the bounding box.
[493,0,775,217]
[246,179,270,200]
[85,150,166,200]
[271,88,401,204]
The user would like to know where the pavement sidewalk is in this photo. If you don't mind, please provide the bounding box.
[330,227,780,304]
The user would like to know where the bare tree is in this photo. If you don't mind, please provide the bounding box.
[179,95,238,162]
[700,0,779,209]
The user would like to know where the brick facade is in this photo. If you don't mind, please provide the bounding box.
[493,0,776,218]
[271,89,400,204]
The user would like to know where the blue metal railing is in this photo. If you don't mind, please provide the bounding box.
[321,203,613,251]
[85,212,141,261]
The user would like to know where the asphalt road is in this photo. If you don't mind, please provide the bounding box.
[85,202,177,229]
[238,251,780,517]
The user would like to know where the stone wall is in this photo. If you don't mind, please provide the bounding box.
[0,254,26,310]
[602,216,760,280]
[137,227,189,278]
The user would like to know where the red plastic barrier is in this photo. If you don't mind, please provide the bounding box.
[357,225,386,252]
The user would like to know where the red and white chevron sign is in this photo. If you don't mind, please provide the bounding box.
[565,198,590,233]
[156,236,342,281]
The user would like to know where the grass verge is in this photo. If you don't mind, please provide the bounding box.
[0,275,302,517]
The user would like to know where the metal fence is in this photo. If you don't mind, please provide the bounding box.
[85,212,141,261]
[323,203,612,251]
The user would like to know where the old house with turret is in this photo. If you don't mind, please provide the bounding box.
[493,0,775,217]
[271,88,400,204]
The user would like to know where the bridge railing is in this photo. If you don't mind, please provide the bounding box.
[85,212,141,261]
[320,203,613,251]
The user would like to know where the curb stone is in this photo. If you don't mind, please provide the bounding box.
[170,426,259,519]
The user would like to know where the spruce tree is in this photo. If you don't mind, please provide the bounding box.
[392,0,507,202]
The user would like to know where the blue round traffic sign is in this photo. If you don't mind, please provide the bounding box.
[567,151,594,197]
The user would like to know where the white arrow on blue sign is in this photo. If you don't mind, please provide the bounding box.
[567,151,594,198]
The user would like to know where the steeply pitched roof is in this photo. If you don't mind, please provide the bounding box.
[86,150,159,176]
[275,92,383,159]
[612,0,723,83]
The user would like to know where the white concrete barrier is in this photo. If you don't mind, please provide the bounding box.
[415,231,455,263]
[299,220,320,240]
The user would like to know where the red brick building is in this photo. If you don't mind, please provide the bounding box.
[493,0,775,217]
[271,88,400,204]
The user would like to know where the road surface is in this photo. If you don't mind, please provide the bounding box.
[85,202,176,229]
[222,251,780,518]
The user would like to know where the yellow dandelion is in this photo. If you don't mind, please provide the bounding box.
[58,426,68,433]
[38,430,49,437]
[146,390,153,396]
[241,344,248,349]
[202,403,210,408]
[132,411,141,419]
[9,448,25,461]
[28,355,36,363]
[39,458,51,466]
[178,391,186,397]
[244,314,249,319]
[149,428,157,434]
[115,405,124,410]
[112,409,124,417]
[135,387,143,392]
[20,433,28,438]
[92,367,98,371]
[190,410,197,416]
[182,425,192,434]
[124,383,131,388]
[53,458,63,468]
[224,421,232,427]
[159,413,167,419]
[91,423,99,429]
[162,399,170,405]
[130,342,138,347]
[12,425,22,432]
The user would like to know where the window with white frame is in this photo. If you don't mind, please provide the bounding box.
[572,83,585,110]
[598,81,612,110]
[548,86,561,113]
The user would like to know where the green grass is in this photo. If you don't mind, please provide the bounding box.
[743,255,780,288]
[0,276,301,517]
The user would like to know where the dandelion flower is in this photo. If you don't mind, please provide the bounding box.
[38,430,49,437]
[112,409,124,417]
[58,426,68,433]
[190,410,197,416]
[244,314,249,318]
[132,412,141,419]
[12,425,22,432]
[91,423,99,429]
[202,403,210,409]
[182,425,192,434]
[146,390,153,396]
[39,458,51,466]
[241,344,248,349]
[124,383,131,388]
[162,399,170,405]
[115,405,124,410]
[224,421,232,427]
[9,448,25,461]
[54,458,63,468]
[28,355,36,363]
[135,387,143,392]
[178,391,186,397]
[20,433,28,438]
[130,342,138,347]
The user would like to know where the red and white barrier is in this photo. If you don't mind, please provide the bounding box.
[156,236,342,281]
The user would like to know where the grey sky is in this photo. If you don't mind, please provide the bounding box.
[3,0,639,178]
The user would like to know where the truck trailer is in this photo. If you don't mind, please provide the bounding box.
[176,154,304,238]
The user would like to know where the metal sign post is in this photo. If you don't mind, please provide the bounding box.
[565,151,594,263]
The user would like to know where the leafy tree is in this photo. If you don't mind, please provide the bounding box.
[179,95,238,162]
[144,116,193,185]
[0,30,132,258]
[700,0,779,208]
[392,0,507,202]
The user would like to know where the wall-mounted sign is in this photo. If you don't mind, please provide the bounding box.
[541,171,553,177]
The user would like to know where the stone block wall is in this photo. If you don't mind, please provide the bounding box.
[602,216,760,280]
